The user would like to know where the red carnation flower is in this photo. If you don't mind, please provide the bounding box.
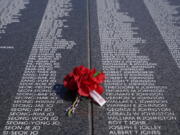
[63,72,77,91]
[63,65,106,116]
[63,65,105,97]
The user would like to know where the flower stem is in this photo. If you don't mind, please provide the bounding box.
[66,95,81,117]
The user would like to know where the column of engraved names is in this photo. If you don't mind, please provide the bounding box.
[3,0,75,135]
[0,0,29,38]
[96,0,177,135]
[143,0,180,68]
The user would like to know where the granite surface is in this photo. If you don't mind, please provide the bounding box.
[0,0,180,135]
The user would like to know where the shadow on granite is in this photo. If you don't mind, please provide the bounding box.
[52,84,77,102]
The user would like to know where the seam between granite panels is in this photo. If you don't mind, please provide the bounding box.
[87,0,93,134]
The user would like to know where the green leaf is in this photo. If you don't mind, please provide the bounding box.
[93,72,101,77]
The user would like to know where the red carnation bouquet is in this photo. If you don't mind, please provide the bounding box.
[63,65,106,116]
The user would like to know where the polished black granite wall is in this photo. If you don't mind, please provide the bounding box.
[0,0,180,135]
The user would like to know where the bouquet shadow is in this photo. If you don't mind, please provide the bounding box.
[52,83,77,102]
